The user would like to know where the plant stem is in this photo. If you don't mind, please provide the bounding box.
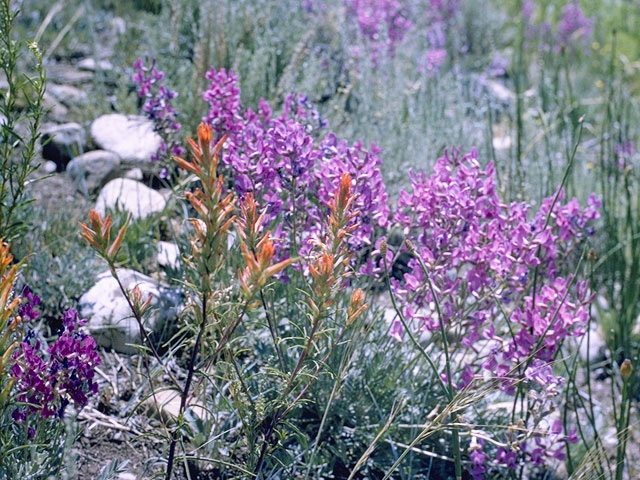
[166,291,208,479]
[412,253,462,480]
[260,288,286,372]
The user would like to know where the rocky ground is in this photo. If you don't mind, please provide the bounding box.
[20,16,208,478]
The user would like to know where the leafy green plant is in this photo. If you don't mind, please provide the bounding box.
[0,0,46,242]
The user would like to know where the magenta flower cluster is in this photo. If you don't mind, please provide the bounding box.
[132,58,184,176]
[11,308,101,423]
[202,67,390,265]
[341,0,462,73]
[557,1,594,51]
[523,0,594,54]
[343,0,413,64]
[417,0,458,74]
[390,148,598,475]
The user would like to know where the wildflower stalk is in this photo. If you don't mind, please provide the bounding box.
[511,120,584,428]
[381,245,448,396]
[615,360,633,480]
[253,173,365,477]
[260,290,285,371]
[166,124,237,479]
[513,0,526,198]
[165,290,207,480]
[406,240,462,480]
[79,211,175,455]
[303,320,370,480]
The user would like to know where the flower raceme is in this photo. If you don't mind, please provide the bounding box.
[392,148,598,375]
[390,147,599,475]
[307,173,361,315]
[174,124,236,274]
[11,309,101,422]
[0,241,100,423]
[79,209,130,263]
[237,193,296,296]
[132,58,183,173]
[238,235,295,296]
[200,67,390,266]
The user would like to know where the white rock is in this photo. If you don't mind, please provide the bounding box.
[110,17,126,35]
[117,474,136,480]
[487,80,515,105]
[67,150,120,194]
[77,58,114,72]
[493,135,512,151]
[124,167,143,180]
[578,325,606,362]
[146,388,209,421]
[80,269,181,354]
[90,114,161,162]
[157,241,180,269]
[95,178,166,219]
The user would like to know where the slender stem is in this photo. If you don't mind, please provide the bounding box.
[110,266,180,388]
[260,289,286,372]
[226,344,256,411]
[382,252,448,395]
[410,249,462,480]
[615,376,631,480]
[166,291,208,479]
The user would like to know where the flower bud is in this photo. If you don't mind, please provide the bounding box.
[405,239,415,252]
[620,359,633,381]
[347,288,367,325]
[379,240,387,256]
[197,122,213,146]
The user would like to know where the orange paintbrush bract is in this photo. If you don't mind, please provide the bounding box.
[79,210,130,262]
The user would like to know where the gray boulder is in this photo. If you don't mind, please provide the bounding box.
[67,150,120,194]
[41,122,86,168]
[47,63,93,84]
[48,83,88,106]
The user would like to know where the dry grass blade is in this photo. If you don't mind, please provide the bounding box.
[34,1,63,44]
[348,398,407,480]
[44,5,84,60]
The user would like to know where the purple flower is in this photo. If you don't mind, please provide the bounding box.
[19,285,40,322]
[418,48,447,74]
[132,58,183,170]
[391,146,599,477]
[201,67,390,270]
[469,439,487,480]
[343,0,413,64]
[202,67,242,138]
[11,308,101,422]
[389,319,404,343]
[557,1,594,52]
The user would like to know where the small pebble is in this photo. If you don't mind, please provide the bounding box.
[43,160,58,173]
